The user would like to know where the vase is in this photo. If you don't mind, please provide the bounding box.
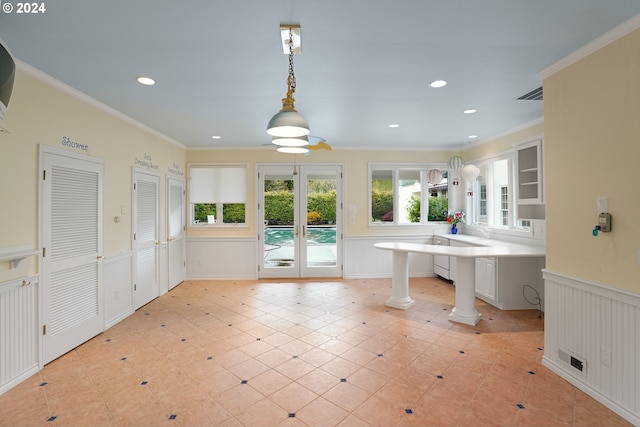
[451,224,458,234]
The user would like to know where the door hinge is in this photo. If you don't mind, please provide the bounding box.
[42,325,47,335]
[134,284,137,291]
[42,170,46,180]
[133,233,136,240]
[184,261,186,267]
[42,247,46,257]
[133,183,136,190]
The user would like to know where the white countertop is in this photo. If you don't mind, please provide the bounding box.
[374,240,545,258]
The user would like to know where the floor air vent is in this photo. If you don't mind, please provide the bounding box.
[517,86,543,101]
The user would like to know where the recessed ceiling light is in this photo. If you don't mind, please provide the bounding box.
[463,109,477,114]
[211,135,221,140]
[468,135,478,139]
[429,80,447,88]
[136,76,155,86]
[388,124,400,128]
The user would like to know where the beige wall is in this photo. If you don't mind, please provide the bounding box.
[463,121,544,161]
[186,148,459,238]
[543,27,640,291]
[0,67,186,282]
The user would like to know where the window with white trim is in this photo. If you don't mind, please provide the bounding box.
[468,155,514,228]
[369,163,448,225]
[188,164,247,226]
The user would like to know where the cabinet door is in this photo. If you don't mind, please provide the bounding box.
[475,257,496,300]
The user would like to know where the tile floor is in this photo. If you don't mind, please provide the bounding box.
[0,277,632,427]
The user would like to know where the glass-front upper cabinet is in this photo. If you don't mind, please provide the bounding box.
[515,139,543,204]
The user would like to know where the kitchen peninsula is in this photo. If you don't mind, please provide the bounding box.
[374,238,545,325]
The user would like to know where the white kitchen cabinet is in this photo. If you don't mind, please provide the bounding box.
[516,139,543,205]
[474,256,544,310]
[475,257,496,301]
[431,234,545,310]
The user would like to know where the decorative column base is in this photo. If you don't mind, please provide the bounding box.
[384,250,415,310]
[385,296,416,310]
[448,307,482,325]
[448,256,482,325]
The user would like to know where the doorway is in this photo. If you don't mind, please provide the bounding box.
[167,177,186,290]
[40,146,104,364]
[258,164,343,278]
[132,169,160,309]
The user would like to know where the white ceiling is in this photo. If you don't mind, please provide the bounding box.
[1,1,639,149]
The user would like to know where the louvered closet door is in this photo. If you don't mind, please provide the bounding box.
[41,148,104,364]
[132,170,160,309]
[167,177,185,290]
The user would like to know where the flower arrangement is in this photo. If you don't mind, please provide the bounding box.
[446,211,465,225]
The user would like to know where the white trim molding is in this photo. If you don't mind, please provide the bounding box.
[542,269,640,426]
[539,14,640,79]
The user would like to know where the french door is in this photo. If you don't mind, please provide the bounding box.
[258,164,342,278]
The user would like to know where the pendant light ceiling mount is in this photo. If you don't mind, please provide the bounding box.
[267,24,310,140]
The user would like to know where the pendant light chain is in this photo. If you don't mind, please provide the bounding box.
[286,28,296,99]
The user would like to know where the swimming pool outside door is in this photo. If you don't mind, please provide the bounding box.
[258,164,343,278]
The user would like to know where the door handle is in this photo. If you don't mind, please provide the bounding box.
[97,255,104,259]
[303,225,306,238]
[295,225,299,237]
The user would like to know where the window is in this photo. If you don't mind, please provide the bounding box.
[189,165,247,226]
[468,155,513,228]
[500,186,508,226]
[369,164,448,225]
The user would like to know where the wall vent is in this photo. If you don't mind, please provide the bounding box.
[517,86,543,101]
[558,348,587,375]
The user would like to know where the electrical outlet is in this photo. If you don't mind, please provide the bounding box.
[601,348,612,367]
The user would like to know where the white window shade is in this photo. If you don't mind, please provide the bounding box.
[190,166,246,203]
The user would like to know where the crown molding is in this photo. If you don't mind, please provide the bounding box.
[539,14,640,79]
[16,60,186,149]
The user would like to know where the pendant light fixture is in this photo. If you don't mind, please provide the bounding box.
[267,25,310,139]
[272,135,309,147]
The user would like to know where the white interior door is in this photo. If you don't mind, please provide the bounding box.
[40,146,104,364]
[167,177,186,290]
[132,169,160,309]
[258,164,342,278]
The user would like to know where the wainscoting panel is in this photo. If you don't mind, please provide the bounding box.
[543,270,640,426]
[187,238,256,280]
[104,252,133,328]
[0,274,39,395]
[344,235,433,279]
